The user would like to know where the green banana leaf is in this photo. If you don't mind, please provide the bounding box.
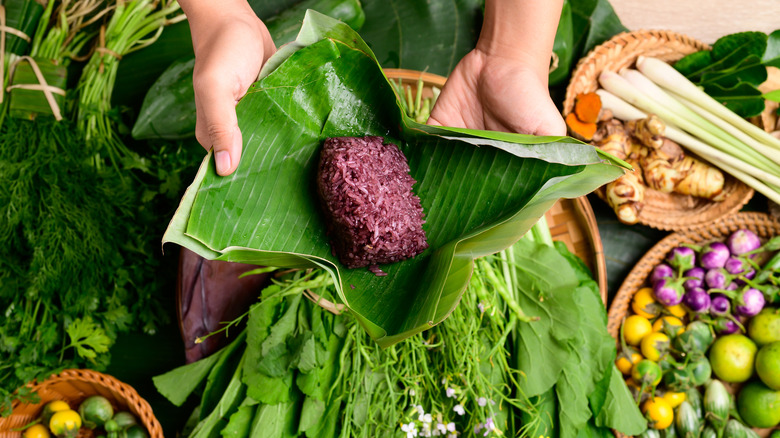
[163,10,628,347]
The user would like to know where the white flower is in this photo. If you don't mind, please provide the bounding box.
[422,413,432,424]
[477,397,487,407]
[415,405,425,415]
[432,431,441,437]
[401,423,419,438]
[446,387,456,398]
[478,301,485,313]
[448,434,457,438]
[483,417,497,436]
[453,404,465,416]
[474,424,483,434]
[410,389,416,396]
[441,378,447,385]
[437,423,448,433]
[447,423,456,432]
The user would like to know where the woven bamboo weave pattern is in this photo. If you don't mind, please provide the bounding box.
[0,369,162,438]
[563,30,754,231]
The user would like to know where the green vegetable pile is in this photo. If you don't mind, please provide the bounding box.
[0,0,196,414]
[674,30,780,118]
[154,220,646,437]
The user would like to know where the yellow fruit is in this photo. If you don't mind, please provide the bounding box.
[642,397,674,429]
[624,315,653,346]
[709,334,757,383]
[666,304,687,319]
[41,401,70,426]
[652,316,684,335]
[616,351,643,375]
[23,424,50,438]
[49,410,81,438]
[661,391,687,408]
[632,288,660,319]
[641,332,670,362]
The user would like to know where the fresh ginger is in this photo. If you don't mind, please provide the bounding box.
[600,159,645,225]
[674,154,726,201]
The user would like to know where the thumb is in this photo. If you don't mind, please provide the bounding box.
[194,82,243,176]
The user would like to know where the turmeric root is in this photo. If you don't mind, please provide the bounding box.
[566,112,597,141]
[574,92,602,124]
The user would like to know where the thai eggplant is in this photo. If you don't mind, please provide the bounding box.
[726,229,761,255]
[682,288,711,313]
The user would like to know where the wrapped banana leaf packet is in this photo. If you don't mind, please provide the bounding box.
[163,11,628,347]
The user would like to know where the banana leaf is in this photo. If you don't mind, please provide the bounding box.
[163,10,628,347]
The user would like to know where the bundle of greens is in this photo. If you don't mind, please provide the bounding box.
[0,0,197,415]
[153,219,646,438]
[673,30,780,118]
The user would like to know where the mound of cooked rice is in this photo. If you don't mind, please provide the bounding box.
[316,136,428,272]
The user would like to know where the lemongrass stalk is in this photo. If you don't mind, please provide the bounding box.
[698,152,780,205]
[636,56,780,151]
[598,88,780,191]
[619,69,778,175]
[671,91,780,166]
[599,70,778,176]
[595,89,647,121]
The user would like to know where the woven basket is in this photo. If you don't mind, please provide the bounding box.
[386,68,608,303]
[563,30,754,231]
[0,369,163,438]
[607,212,780,437]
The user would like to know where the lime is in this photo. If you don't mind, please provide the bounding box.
[708,334,757,383]
[748,309,780,346]
[736,380,780,428]
[757,341,780,390]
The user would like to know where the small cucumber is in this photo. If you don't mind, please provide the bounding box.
[703,380,730,431]
[723,419,759,438]
[675,401,701,438]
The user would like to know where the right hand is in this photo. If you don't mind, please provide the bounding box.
[185,1,276,176]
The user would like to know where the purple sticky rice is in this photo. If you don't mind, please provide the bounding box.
[317,136,428,271]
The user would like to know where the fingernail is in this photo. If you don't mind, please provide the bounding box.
[215,151,231,175]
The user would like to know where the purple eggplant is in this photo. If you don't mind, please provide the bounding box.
[726,282,738,291]
[735,287,766,317]
[705,268,731,290]
[714,318,740,335]
[683,267,706,291]
[727,229,761,255]
[667,246,696,271]
[651,263,675,285]
[699,241,730,269]
[682,287,711,313]
[724,256,751,276]
[709,294,730,316]
[653,278,684,306]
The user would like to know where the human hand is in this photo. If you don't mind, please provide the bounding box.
[183,1,276,176]
[428,48,565,136]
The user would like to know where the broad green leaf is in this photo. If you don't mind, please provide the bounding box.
[248,389,301,438]
[163,11,626,347]
[763,29,780,68]
[152,344,228,407]
[221,401,257,438]
[674,51,714,79]
[200,329,247,420]
[358,0,482,75]
[703,81,766,118]
[190,357,247,438]
[571,0,627,59]
[549,0,575,86]
[711,31,767,63]
[594,366,647,436]
[765,89,780,103]
[699,54,767,88]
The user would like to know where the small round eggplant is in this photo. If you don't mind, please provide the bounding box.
[683,267,706,291]
[735,288,765,317]
[651,263,675,285]
[682,287,711,313]
[653,279,684,306]
[726,229,761,255]
[709,294,731,316]
[699,241,730,269]
[667,246,696,271]
[704,268,730,290]
[713,318,740,334]
[724,256,750,275]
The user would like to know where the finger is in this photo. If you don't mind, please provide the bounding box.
[194,79,243,176]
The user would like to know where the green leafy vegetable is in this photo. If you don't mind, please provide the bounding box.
[63,317,112,361]
[675,30,780,117]
[163,10,626,347]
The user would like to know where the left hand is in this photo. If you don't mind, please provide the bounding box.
[428,48,566,137]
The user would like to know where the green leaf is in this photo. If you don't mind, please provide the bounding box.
[298,396,326,433]
[571,0,627,59]
[200,331,247,420]
[763,29,780,68]
[152,341,229,406]
[190,356,247,438]
[132,58,197,140]
[358,0,482,75]
[712,31,767,62]
[163,11,626,347]
[65,317,111,361]
[594,366,647,436]
[221,401,257,438]
[674,51,714,79]
[703,81,766,118]
[764,89,780,103]
[699,54,767,88]
[550,0,574,86]
[248,390,301,438]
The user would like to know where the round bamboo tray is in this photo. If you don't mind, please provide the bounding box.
[387,68,608,302]
[563,30,754,231]
[606,212,780,437]
[0,369,163,438]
